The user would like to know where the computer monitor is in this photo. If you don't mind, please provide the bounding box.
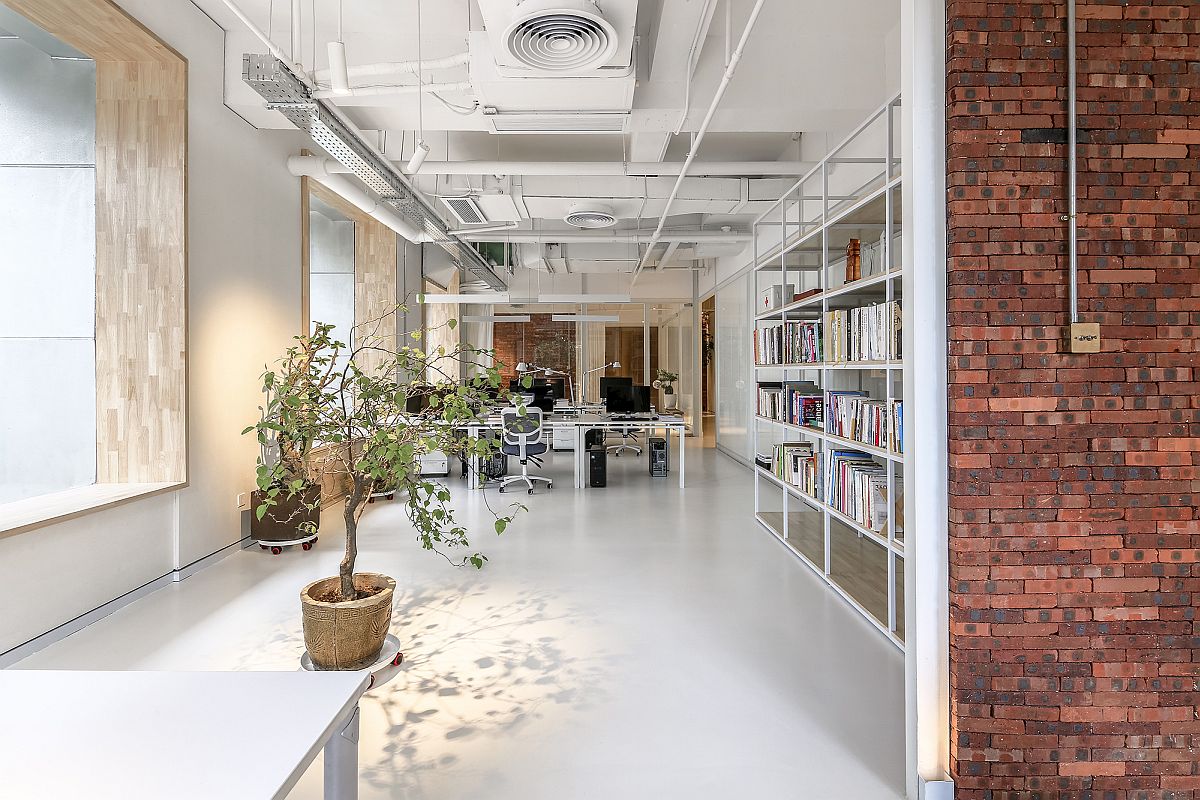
[604,384,649,414]
[546,377,567,402]
[599,376,633,400]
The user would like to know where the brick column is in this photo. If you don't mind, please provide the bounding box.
[946,1,1199,796]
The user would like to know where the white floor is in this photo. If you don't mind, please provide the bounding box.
[14,442,905,799]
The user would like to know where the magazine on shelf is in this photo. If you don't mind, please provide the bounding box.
[824,300,900,363]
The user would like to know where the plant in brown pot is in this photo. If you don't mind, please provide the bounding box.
[248,307,522,670]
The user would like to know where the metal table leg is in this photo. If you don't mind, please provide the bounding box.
[678,425,686,489]
[324,704,360,800]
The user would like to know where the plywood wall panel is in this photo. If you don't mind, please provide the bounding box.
[94,59,187,483]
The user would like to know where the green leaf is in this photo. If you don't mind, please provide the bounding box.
[448,318,457,330]
[255,503,269,521]
[494,519,507,534]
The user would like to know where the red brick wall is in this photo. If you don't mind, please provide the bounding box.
[946,1,1199,796]
[491,314,577,384]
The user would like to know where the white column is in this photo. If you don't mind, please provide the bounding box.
[901,0,951,795]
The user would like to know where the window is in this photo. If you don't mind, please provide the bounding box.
[0,22,97,504]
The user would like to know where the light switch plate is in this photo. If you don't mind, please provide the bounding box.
[1069,322,1101,353]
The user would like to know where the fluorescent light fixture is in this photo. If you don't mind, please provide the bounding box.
[463,314,531,322]
[539,293,631,304]
[552,314,619,323]
[418,293,510,304]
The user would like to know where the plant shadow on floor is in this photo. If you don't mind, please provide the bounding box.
[237,581,615,799]
[362,583,614,798]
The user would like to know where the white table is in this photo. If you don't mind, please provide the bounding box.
[468,413,687,490]
[0,670,369,799]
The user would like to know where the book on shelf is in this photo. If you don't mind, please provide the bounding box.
[757,381,823,428]
[772,441,819,497]
[827,391,904,453]
[824,300,901,363]
[826,449,893,534]
[754,319,822,365]
[845,239,861,282]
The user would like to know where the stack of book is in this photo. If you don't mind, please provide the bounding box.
[772,441,818,497]
[757,381,823,427]
[754,320,822,365]
[824,301,901,363]
[827,392,904,453]
[827,450,891,533]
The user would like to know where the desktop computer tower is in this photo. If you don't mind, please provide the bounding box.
[648,438,669,477]
[588,446,607,487]
[585,428,605,449]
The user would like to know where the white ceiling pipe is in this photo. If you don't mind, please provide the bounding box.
[221,0,314,87]
[284,155,810,178]
[631,0,768,287]
[312,52,470,81]
[313,81,473,99]
[456,230,750,244]
[288,157,431,243]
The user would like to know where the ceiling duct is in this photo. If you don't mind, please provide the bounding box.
[242,55,506,290]
[564,203,617,229]
[502,0,620,74]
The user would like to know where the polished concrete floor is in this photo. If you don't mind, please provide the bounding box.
[15,441,905,799]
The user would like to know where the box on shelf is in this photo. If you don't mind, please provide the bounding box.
[758,284,795,312]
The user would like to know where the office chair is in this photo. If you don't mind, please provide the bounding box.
[498,407,553,494]
[606,426,643,457]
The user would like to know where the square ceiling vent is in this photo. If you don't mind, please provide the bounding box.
[439,195,488,225]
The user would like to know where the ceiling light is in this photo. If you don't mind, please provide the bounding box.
[463,314,531,322]
[326,41,350,95]
[552,314,619,323]
[419,292,511,304]
[406,140,431,175]
[539,293,630,303]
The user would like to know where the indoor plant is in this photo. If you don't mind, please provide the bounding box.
[248,307,521,669]
[249,385,322,548]
[653,368,678,407]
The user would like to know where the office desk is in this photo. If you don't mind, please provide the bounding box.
[467,413,687,490]
[0,670,370,799]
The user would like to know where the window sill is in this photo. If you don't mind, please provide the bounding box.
[0,482,185,539]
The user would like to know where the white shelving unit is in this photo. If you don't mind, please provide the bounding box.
[751,94,905,647]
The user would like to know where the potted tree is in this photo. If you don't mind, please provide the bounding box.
[653,368,679,411]
[248,307,522,670]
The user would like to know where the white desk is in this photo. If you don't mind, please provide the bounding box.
[0,670,369,800]
[468,413,687,490]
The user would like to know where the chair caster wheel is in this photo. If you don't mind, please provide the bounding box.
[391,652,404,666]
[301,542,312,551]
[548,483,553,489]
[498,487,505,493]
[528,488,534,495]
[271,546,283,555]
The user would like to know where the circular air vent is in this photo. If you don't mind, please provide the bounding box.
[564,204,617,229]
[503,0,619,73]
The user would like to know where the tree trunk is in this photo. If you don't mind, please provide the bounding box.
[339,478,363,600]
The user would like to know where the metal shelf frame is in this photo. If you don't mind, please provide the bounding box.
[751,93,905,646]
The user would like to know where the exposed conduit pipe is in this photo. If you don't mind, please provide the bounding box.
[221,0,315,87]
[288,156,432,243]
[1067,0,1079,323]
[674,0,721,135]
[632,0,768,286]
[285,155,812,177]
[312,81,473,99]
[312,52,471,81]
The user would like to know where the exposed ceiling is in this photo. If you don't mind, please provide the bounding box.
[196,0,900,292]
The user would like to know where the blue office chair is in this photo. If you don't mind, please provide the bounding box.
[498,407,553,494]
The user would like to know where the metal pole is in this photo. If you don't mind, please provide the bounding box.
[324,705,360,799]
[1067,0,1079,323]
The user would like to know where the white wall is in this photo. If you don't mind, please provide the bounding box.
[0,0,307,655]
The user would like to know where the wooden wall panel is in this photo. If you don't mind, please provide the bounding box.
[2,0,180,63]
[94,59,187,483]
[353,218,399,374]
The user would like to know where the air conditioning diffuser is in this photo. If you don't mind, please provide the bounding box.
[564,203,617,229]
[440,195,488,225]
[502,0,619,73]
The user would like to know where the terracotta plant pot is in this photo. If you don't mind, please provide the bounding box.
[250,484,322,543]
[300,573,396,670]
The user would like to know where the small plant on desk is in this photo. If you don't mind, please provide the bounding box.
[246,304,527,670]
